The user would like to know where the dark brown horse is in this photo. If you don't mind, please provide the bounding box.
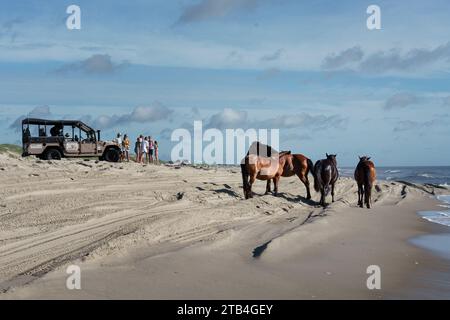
[241,142,291,199]
[313,153,339,207]
[354,156,376,208]
[265,153,314,200]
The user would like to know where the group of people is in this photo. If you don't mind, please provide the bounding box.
[134,135,159,164]
[114,133,159,164]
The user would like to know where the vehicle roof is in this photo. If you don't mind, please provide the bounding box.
[22,118,96,132]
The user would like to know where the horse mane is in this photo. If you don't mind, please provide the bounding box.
[247,141,280,157]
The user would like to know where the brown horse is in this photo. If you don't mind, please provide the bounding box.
[265,153,314,200]
[313,153,339,207]
[354,156,376,208]
[241,142,291,199]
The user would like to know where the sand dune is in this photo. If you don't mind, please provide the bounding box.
[0,151,449,299]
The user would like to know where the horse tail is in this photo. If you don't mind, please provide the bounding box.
[323,165,333,196]
[364,166,373,205]
[307,158,316,191]
[241,162,250,198]
[313,161,321,192]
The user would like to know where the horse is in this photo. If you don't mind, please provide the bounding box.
[240,142,292,199]
[354,156,376,208]
[313,153,339,207]
[265,153,315,200]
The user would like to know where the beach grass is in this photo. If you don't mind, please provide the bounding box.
[0,144,22,154]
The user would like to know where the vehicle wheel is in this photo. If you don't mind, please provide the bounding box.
[45,149,62,160]
[104,149,120,162]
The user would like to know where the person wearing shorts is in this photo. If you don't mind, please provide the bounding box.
[154,140,159,164]
[135,136,142,163]
[141,137,149,164]
[115,133,124,162]
[148,136,155,163]
[123,134,130,162]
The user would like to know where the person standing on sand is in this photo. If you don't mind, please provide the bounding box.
[135,137,142,163]
[148,136,155,164]
[154,140,159,164]
[123,134,130,162]
[141,136,149,164]
[115,133,124,162]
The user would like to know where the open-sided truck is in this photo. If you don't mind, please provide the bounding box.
[21,118,122,162]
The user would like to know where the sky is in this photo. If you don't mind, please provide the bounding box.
[1,0,450,166]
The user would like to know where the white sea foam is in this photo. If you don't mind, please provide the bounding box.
[437,195,450,205]
[419,195,450,227]
[385,170,401,173]
[419,173,434,178]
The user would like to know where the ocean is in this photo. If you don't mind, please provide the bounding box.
[339,166,450,187]
[341,166,450,228]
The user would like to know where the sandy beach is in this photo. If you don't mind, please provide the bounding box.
[1,150,449,299]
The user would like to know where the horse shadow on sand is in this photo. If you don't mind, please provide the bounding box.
[274,192,319,206]
[213,188,242,198]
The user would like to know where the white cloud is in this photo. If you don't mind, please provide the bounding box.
[176,0,265,24]
[55,54,129,75]
[9,105,52,130]
[384,93,419,110]
[91,104,173,129]
[206,108,248,129]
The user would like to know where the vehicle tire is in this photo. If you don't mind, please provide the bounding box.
[45,149,62,160]
[103,148,120,163]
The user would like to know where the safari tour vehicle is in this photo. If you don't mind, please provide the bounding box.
[21,118,122,162]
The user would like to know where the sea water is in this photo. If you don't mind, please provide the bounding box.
[341,166,450,228]
[410,195,450,262]
[340,166,450,187]
[341,166,450,295]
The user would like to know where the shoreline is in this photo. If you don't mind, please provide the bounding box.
[1,153,450,299]
[3,188,450,299]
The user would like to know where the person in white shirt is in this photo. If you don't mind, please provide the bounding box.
[141,136,149,164]
[115,133,124,162]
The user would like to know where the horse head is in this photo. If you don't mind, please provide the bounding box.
[326,153,337,165]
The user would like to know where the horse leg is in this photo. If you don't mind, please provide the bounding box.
[365,184,372,209]
[357,183,363,207]
[297,173,311,200]
[320,188,326,206]
[273,176,280,196]
[265,180,271,195]
[331,183,335,203]
[248,174,257,198]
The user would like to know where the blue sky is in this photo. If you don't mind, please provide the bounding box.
[1,0,450,165]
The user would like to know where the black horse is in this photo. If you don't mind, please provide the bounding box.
[313,153,339,207]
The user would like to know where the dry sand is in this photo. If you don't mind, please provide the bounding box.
[0,151,449,299]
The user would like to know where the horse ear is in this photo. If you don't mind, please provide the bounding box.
[358,156,361,160]
[326,153,329,157]
[367,157,371,160]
